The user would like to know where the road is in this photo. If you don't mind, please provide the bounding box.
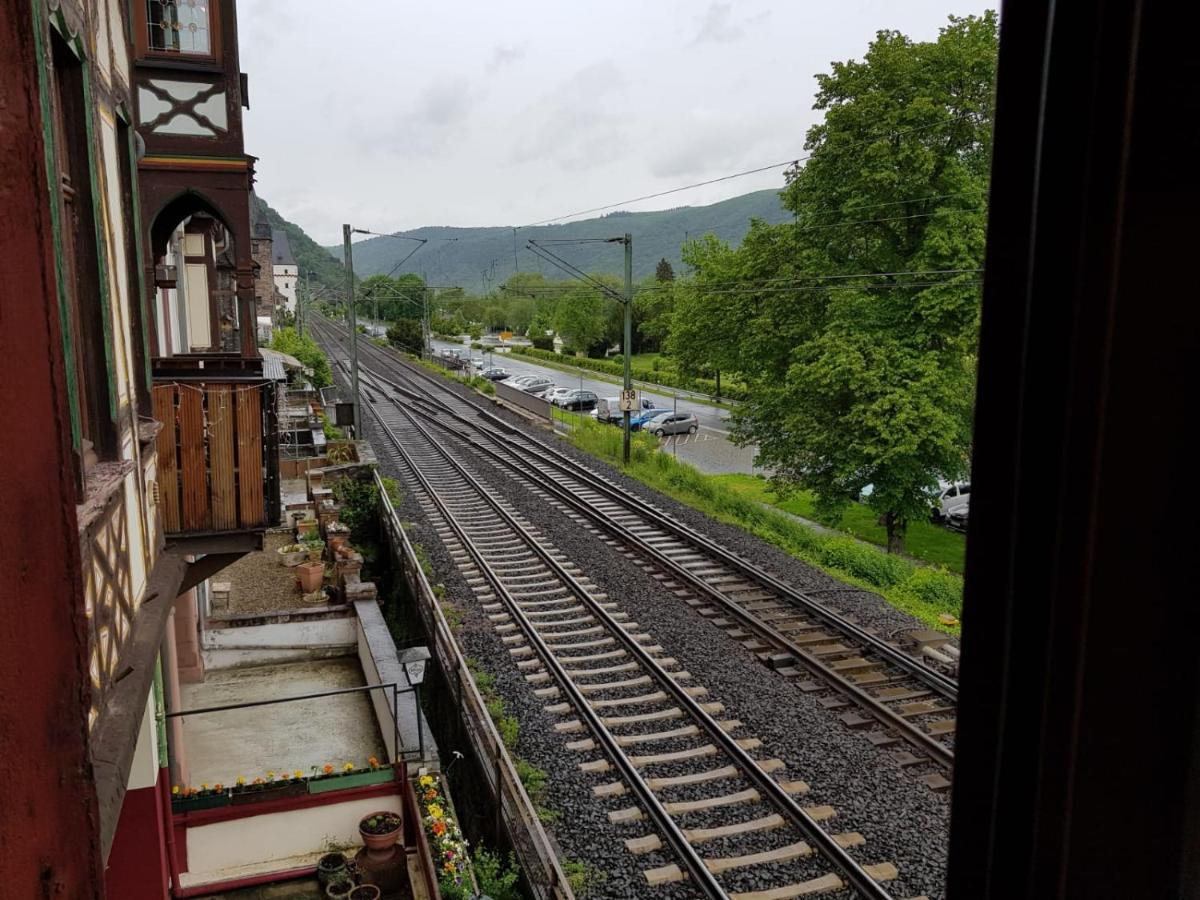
[429,338,760,475]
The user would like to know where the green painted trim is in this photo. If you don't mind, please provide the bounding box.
[153,656,168,768]
[307,769,394,794]
[80,65,119,422]
[47,7,86,60]
[31,0,82,449]
[124,122,153,392]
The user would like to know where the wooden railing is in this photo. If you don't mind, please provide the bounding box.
[152,378,277,535]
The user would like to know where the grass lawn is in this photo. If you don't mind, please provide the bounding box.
[713,474,966,574]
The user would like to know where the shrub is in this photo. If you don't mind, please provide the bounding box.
[817,538,910,587]
[530,333,554,351]
[472,848,521,900]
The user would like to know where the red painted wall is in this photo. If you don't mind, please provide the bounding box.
[0,1,105,895]
[105,774,170,900]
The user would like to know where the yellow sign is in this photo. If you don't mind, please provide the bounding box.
[499,331,513,340]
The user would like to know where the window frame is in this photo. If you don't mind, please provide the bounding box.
[133,0,222,64]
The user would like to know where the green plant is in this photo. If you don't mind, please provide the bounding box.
[379,476,403,505]
[436,877,471,900]
[330,475,379,538]
[439,599,462,629]
[472,847,521,900]
[563,859,606,897]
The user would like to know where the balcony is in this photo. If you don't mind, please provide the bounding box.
[152,367,279,543]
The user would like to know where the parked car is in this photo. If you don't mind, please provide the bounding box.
[479,366,510,381]
[946,497,970,532]
[630,407,674,431]
[504,375,554,394]
[644,412,699,436]
[931,481,971,523]
[542,387,575,404]
[470,356,485,370]
[555,389,599,411]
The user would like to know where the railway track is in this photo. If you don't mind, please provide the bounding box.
[361,376,910,898]
[311,319,958,786]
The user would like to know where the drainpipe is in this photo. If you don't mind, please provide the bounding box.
[156,654,184,896]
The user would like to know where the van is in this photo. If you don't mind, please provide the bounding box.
[595,397,622,423]
[931,481,971,523]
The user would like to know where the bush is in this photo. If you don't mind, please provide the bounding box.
[472,848,521,900]
[817,538,910,587]
[269,327,332,387]
[530,333,554,351]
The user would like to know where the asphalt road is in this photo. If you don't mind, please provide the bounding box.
[429,338,760,475]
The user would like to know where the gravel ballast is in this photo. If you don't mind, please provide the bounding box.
[327,333,954,899]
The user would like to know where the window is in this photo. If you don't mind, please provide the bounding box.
[49,32,116,484]
[138,0,219,59]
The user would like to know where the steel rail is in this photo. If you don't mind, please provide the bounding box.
[365,385,899,900]
[318,323,957,702]
[376,384,955,769]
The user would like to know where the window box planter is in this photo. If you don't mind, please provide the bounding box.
[229,780,308,806]
[308,767,394,795]
[172,792,231,813]
[277,544,307,567]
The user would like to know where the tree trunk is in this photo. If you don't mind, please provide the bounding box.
[715,369,721,399]
[884,511,906,555]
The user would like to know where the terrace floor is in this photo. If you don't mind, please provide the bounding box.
[179,657,386,788]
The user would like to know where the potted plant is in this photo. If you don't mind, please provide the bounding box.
[276,543,306,567]
[325,878,355,899]
[170,783,231,812]
[348,887,380,900]
[358,810,403,859]
[317,852,348,889]
[297,561,324,593]
[303,538,325,562]
[296,518,318,538]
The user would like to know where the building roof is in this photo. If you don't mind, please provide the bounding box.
[271,230,297,267]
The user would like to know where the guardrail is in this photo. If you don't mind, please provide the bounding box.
[494,380,552,423]
[375,471,573,900]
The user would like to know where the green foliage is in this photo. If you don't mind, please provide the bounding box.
[330,475,378,541]
[254,197,349,294]
[563,859,607,897]
[655,257,675,282]
[437,877,471,900]
[269,327,332,387]
[530,333,554,351]
[671,14,997,553]
[509,345,748,400]
[472,847,522,900]
[386,318,424,353]
[379,476,403,506]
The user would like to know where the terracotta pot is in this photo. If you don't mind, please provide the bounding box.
[358,810,402,858]
[349,887,380,900]
[317,852,347,889]
[328,534,349,552]
[297,562,324,593]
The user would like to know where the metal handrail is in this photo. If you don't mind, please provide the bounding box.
[167,680,424,764]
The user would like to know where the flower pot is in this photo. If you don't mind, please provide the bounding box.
[349,887,380,900]
[328,535,349,552]
[277,547,306,567]
[230,780,307,805]
[296,520,318,539]
[305,548,324,562]
[298,562,324,593]
[317,852,347,890]
[325,879,355,900]
[358,810,403,859]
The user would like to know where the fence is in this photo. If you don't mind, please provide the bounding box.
[375,471,574,900]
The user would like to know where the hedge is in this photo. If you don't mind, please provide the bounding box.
[509,346,749,400]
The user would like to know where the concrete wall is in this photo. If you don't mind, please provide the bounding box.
[201,617,356,670]
[181,793,402,888]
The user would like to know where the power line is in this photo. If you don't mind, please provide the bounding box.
[518,117,968,228]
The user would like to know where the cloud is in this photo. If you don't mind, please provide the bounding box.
[509,61,629,170]
[414,77,475,127]
[692,3,770,45]
[486,44,525,73]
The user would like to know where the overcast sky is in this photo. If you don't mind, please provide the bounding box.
[240,1,994,245]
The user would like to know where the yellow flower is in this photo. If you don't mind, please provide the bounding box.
[267,770,276,780]
[343,762,355,772]
[293,770,304,779]
[427,804,444,820]
[200,783,209,790]
[236,776,246,786]
[171,785,180,796]
[419,774,434,787]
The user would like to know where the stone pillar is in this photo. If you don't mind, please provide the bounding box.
[172,589,204,684]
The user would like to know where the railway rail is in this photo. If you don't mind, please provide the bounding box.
[311,318,958,784]
[359,368,908,898]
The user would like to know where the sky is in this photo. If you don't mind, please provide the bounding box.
[239,0,994,246]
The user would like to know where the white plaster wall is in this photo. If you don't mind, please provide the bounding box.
[357,625,396,764]
[127,688,161,791]
[202,619,356,650]
[274,264,298,313]
[184,794,402,881]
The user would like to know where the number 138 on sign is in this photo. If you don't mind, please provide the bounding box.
[619,389,638,412]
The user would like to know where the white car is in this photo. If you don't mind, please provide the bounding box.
[542,387,574,403]
[931,481,971,523]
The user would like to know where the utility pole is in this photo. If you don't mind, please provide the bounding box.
[343,224,360,437]
[623,232,633,465]
[299,269,310,337]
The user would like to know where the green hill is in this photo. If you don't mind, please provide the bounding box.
[253,196,349,293]
[313,189,791,289]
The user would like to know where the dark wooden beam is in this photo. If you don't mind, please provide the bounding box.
[949,1,1200,896]
[179,551,248,594]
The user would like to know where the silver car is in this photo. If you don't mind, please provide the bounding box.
[644,412,699,436]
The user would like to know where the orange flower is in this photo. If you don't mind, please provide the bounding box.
[367,756,380,768]
[323,764,334,775]
[424,788,437,801]
[432,821,446,836]
[213,783,224,793]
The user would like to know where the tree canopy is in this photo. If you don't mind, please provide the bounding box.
[670,13,996,551]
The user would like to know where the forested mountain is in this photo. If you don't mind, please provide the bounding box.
[316,189,791,288]
[253,196,349,292]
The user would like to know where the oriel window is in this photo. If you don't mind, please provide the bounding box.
[146,0,213,56]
